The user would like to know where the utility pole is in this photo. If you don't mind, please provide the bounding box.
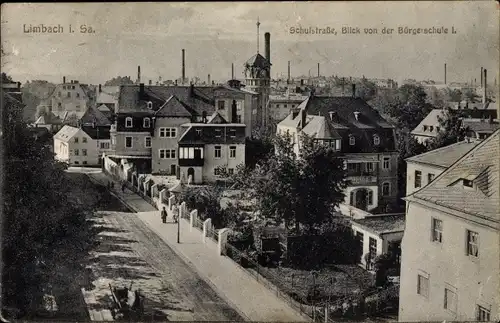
[176,203,181,243]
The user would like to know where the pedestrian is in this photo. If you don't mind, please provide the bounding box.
[161,206,167,223]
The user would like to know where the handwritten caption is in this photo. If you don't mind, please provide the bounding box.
[289,26,457,36]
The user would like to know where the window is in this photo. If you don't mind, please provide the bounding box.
[146,101,153,109]
[196,129,202,137]
[76,105,81,111]
[428,173,435,183]
[436,126,440,132]
[429,126,434,132]
[417,275,429,297]
[72,86,75,90]
[159,127,177,138]
[58,102,62,111]
[382,157,390,170]
[229,146,236,159]
[125,136,133,148]
[143,117,151,128]
[214,168,221,176]
[74,137,79,143]
[463,179,473,188]
[217,101,225,110]
[382,182,390,196]
[367,190,373,205]
[82,149,87,156]
[369,237,377,258]
[74,149,79,156]
[214,146,222,159]
[82,161,87,165]
[349,135,355,146]
[67,92,71,98]
[159,149,176,159]
[82,137,87,143]
[145,136,151,148]
[284,104,288,108]
[100,142,110,149]
[444,288,457,313]
[415,170,422,188]
[229,129,236,138]
[215,129,222,138]
[366,162,374,173]
[335,139,341,151]
[373,135,380,145]
[467,230,479,257]
[125,117,133,128]
[76,93,80,98]
[74,161,79,165]
[423,125,428,131]
[228,168,234,175]
[477,305,491,321]
[432,218,443,243]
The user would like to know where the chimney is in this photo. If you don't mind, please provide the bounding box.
[208,74,211,85]
[231,63,234,80]
[182,49,186,85]
[139,83,145,98]
[481,67,483,87]
[149,80,152,85]
[288,61,291,83]
[354,111,360,121]
[483,69,487,104]
[317,63,320,77]
[300,109,306,129]
[444,63,447,85]
[352,84,356,98]
[264,32,271,65]
[98,84,102,93]
[212,80,215,85]
[137,66,141,84]
[63,76,66,84]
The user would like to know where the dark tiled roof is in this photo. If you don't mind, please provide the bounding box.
[298,95,396,152]
[352,215,406,235]
[244,53,271,68]
[462,119,500,133]
[155,95,193,117]
[117,85,215,117]
[80,106,111,126]
[406,140,480,168]
[81,125,111,140]
[411,130,499,221]
[178,124,246,145]
[207,112,227,124]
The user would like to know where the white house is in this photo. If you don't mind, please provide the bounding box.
[53,125,105,166]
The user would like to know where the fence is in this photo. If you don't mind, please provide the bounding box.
[206,226,219,243]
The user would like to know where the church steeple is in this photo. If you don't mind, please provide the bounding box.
[256,17,261,54]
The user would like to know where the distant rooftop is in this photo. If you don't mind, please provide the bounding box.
[352,215,405,235]
[406,140,480,169]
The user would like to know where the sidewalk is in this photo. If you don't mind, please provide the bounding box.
[89,172,308,322]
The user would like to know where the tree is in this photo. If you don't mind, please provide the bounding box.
[384,85,435,130]
[104,76,134,86]
[461,88,480,102]
[355,79,377,101]
[428,107,468,150]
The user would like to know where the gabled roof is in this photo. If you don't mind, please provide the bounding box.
[96,86,120,104]
[301,115,341,139]
[35,112,63,125]
[406,140,480,169]
[408,130,499,223]
[207,111,227,124]
[53,125,81,142]
[244,53,271,68]
[410,109,445,136]
[80,106,111,126]
[462,118,500,133]
[154,95,193,117]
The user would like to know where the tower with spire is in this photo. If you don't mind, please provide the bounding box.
[244,18,272,132]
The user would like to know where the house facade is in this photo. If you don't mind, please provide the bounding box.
[277,93,399,212]
[54,125,101,166]
[399,130,499,322]
[269,93,308,122]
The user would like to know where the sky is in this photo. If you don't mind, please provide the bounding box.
[1,2,499,86]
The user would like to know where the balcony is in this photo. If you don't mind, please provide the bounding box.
[347,175,377,185]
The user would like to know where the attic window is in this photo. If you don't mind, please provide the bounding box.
[423,125,428,131]
[125,117,133,128]
[349,135,355,146]
[463,179,473,188]
[429,126,434,132]
[143,117,151,128]
[147,101,153,109]
[373,135,380,146]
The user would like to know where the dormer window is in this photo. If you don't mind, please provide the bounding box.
[147,101,153,109]
[373,135,380,146]
[125,117,133,128]
[423,125,428,131]
[143,117,151,128]
[463,179,473,188]
[429,126,434,132]
[349,135,355,146]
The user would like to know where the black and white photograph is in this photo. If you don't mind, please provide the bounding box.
[1,2,499,322]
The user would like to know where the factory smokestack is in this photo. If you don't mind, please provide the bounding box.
[483,69,487,104]
[137,66,141,84]
[481,67,483,87]
[288,61,291,83]
[444,63,447,85]
[208,74,211,85]
[63,76,66,84]
[265,32,271,79]
[317,63,320,77]
[182,49,186,85]
[232,63,234,80]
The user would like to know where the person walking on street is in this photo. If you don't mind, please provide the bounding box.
[161,207,167,223]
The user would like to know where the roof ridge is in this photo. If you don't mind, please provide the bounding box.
[405,140,477,162]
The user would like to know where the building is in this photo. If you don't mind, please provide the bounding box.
[176,112,246,184]
[405,139,480,195]
[54,125,102,166]
[96,84,119,120]
[352,215,404,270]
[42,77,95,117]
[277,91,399,212]
[399,130,499,321]
[269,93,308,122]
[110,83,256,175]
[410,109,446,145]
[462,117,499,140]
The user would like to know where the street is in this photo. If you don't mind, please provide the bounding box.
[81,170,243,321]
